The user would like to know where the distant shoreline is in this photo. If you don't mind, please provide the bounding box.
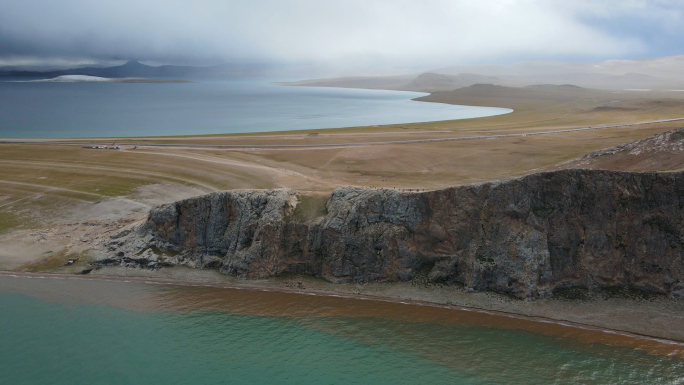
[16,74,194,84]
[1,117,682,146]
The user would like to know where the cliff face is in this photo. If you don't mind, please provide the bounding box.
[110,169,684,299]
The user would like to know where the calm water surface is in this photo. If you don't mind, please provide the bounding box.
[1,275,683,384]
[0,81,511,138]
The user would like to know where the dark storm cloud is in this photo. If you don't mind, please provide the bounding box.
[0,0,679,68]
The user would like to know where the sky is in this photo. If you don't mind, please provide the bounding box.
[0,0,682,71]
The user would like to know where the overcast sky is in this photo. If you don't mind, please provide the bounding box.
[0,0,682,70]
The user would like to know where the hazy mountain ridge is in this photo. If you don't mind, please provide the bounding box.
[435,56,684,78]
[284,56,684,92]
[4,55,684,90]
[403,72,503,91]
[276,74,417,90]
[0,60,278,79]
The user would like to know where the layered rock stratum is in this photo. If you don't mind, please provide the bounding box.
[105,169,684,299]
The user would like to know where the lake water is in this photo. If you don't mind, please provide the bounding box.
[0,81,511,138]
[1,274,683,384]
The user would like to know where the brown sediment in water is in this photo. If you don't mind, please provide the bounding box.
[1,271,683,359]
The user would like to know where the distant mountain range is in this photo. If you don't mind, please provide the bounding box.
[435,56,684,79]
[4,56,684,91]
[282,56,684,92]
[404,73,501,91]
[0,60,278,79]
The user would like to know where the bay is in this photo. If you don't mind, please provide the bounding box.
[1,275,682,384]
[0,81,511,138]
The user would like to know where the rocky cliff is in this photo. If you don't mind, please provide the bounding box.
[106,169,684,299]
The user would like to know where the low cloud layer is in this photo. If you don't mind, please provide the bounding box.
[0,0,681,69]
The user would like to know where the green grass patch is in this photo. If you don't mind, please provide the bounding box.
[601,286,663,301]
[670,130,684,142]
[0,210,37,235]
[552,287,592,301]
[24,249,96,273]
[24,251,70,272]
[289,194,330,223]
[135,245,181,257]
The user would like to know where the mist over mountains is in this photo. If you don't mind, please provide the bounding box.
[434,55,684,90]
[3,55,684,92]
[284,55,684,92]
[0,60,279,79]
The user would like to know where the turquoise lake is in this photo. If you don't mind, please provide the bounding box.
[1,275,683,384]
[0,81,511,138]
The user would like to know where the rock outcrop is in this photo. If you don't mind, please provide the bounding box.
[105,169,684,299]
[557,127,684,173]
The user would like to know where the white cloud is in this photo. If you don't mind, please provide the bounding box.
[0,0,666,67]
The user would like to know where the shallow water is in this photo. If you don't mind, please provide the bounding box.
[0,81,511,138]
[1,275,683,384]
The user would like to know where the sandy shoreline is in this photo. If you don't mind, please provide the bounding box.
[2,268,683,355]
[2,116,684,148]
